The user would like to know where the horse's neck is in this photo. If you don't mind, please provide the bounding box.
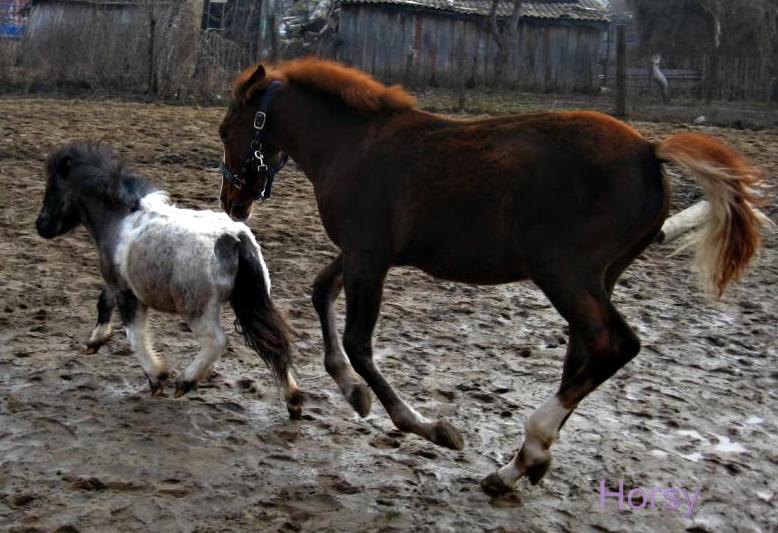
[274,87,374,183]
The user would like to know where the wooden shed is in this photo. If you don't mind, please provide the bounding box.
[336,0,610,92]
[21,0,200,93]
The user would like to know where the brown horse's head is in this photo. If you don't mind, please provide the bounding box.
[219,63,287,221]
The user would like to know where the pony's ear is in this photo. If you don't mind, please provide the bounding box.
[56,155,73,178]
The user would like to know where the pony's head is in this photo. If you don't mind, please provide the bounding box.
[36,142,125,239]
[219,63,287,222]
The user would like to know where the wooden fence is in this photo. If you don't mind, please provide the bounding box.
[337,6,605,93]
[604,54,776,103]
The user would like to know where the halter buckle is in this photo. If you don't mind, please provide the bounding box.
[253,111,266,130]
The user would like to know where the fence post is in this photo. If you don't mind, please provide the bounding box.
[456,20,466,112]
[147,7,158,97]
[704,53,719,104]
[615,24,627,117]
[269,5,279,63]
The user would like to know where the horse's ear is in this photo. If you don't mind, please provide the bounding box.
[236,64,267,103]
[248,64,266,86]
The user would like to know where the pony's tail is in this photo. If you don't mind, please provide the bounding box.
[230,233,293,385]
[656,133,771,298]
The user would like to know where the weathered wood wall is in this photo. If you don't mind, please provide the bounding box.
[337,6,604,93]
[22,2,198,95]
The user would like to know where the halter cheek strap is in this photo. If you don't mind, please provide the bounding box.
[221,80,289,202]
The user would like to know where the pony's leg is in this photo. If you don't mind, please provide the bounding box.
[117,290,169,396]
[482,282,640,495]
[83,287,115,354]
[312,253,371,417]
[342,254,464,450]
[176,305,226,397]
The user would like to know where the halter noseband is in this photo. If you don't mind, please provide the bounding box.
[221,80,289,203]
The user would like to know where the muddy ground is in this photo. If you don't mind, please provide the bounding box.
[0,97,776,532]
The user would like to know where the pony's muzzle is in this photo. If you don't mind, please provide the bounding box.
[35,214,55,239]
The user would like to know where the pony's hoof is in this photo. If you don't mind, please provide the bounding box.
[526,458,552,486]
[174,379,196,398]
[348,384,372,417]
[480,472,515,497]
[82,344,99,355]
[431,419,464,450]
[148,379,165,397]
[287,390,305,420]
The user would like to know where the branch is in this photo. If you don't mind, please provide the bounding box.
[508,0,523,36]
[488,0,505,50]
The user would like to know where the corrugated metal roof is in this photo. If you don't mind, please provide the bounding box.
[341,0,610,22]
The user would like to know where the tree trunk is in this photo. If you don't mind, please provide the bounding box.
[488,0,523,87]
[615,24,627,117]
[147,9,158,97]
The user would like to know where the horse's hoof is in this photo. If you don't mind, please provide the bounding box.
[526,458,552,486]
[480,472,515,497]
[287,390,305,420]
[348,384,372,418]
[174,379,196,398]
[431,419,464,450]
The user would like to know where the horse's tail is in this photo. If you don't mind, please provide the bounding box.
[230,232,293,384]
[656,133,771,298]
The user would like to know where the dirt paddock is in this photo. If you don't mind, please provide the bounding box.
[0,97,776,532]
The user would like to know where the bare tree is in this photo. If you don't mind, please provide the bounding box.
[488,0,523,86]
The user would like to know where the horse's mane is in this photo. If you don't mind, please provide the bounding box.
[234,58,416,113]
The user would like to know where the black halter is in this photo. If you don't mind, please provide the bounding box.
[221,80,289,202]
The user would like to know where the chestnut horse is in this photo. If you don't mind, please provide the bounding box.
[218,58,767,495]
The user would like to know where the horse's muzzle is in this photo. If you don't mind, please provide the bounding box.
[228,202,252,222]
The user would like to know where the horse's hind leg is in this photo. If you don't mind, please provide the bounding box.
[342,253,464,450]
[117,290,169,396]
[482,277,640,495]
[312,253,372,417]
[83,287,115,354]
[175,304,226,397]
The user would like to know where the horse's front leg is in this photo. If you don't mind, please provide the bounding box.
[341,253,464,450]
[116,290,169,396]
[312,253,372,417]
[83,287,115,354]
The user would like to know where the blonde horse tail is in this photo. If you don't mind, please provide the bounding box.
[656,133,771,298]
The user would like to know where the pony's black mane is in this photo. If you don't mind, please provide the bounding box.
[47,141,156,210]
